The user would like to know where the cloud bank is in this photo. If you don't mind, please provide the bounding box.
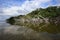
[0,0,60,16]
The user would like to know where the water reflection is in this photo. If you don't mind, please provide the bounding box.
[0,21,60,40]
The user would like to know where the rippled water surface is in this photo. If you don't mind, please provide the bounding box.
[0,21,60,40]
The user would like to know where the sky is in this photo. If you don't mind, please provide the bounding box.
[0,0,60,20]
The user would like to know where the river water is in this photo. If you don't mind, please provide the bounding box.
[0,20,60,40]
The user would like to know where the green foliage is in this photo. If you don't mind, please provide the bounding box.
[15,15,25,19]
[27,6,60,18]
[6,17,15,25]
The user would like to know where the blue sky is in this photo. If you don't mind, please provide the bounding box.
[0,0,60,16]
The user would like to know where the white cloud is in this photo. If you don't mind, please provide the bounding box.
[3,6,29,16]
[21,0,51,11]
[2,0,51,16]
[3,6,20,15]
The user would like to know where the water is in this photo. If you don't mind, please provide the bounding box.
[0,20,60,40]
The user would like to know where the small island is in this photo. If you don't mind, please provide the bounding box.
[6,6,60,34]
